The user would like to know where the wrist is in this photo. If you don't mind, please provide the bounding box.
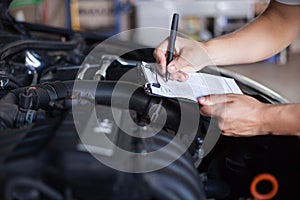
[203,41,214,63]
[260,104,275,135]
[261,104,300,136]
[203,40,223,66]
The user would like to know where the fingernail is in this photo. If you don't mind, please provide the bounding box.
[178,74,188,82]
[178,75,184,82]
[168,65,176,73]
[184,74,189,80]
[198,97,206,104]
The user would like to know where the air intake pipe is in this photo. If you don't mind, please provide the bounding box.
[0,80,199,132]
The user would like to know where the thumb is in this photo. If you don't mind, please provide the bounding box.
[198,96,213,106]
[167,56,192,73]
[198,94,231,106]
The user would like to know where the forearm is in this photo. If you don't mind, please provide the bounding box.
[263,104,300,136]
[204,1,300,65]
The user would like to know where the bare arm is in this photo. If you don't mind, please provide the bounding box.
[154,1,300,81]
[205,0,300,65]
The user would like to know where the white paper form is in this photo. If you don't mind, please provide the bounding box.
[142,62,242,102]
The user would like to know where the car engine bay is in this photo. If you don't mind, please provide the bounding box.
[0,2,300,200]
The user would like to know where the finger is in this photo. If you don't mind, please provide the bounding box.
[200,105,212,116]
[153,48,167,74]
[153,39,169,73]
[151,62,164,77]
[200,103,227,118]
[170,71,189,82]
[167,55,192,73]
[181,66,197,73]
[200,105,222,116]
[198,94,236,106]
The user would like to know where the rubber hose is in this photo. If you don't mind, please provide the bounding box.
[143,133,206,200]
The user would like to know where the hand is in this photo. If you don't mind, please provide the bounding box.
[153,37,214,82]
[198,94,270,137]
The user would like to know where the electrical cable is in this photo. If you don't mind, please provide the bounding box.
[0,39,78,60]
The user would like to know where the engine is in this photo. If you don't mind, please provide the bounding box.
[0,8,299,200]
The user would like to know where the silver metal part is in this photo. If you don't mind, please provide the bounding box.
[77,54,138,81]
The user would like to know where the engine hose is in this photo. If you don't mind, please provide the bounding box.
[65,80,199,131]
[143,133,207,200]
[0,80,198,132]
[0,81,68,130]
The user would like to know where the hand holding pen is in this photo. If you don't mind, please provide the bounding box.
[154,13,193,82]
[154,14,213,82]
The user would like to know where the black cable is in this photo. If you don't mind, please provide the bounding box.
[7,74,24,87]
[0,39,78,60]
[6,81,19,89]
[5,11,31,37]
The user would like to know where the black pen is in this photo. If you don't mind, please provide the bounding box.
[165,13,179,82]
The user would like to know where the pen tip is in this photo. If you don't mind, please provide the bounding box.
[165,73,169,82]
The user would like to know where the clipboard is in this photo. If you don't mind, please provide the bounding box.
[139,61,243,102]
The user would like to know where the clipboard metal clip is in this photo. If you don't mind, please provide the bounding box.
[145,82,161,95]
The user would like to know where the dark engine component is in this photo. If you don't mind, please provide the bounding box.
[2,106,205,200]
[0,80,205,200]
